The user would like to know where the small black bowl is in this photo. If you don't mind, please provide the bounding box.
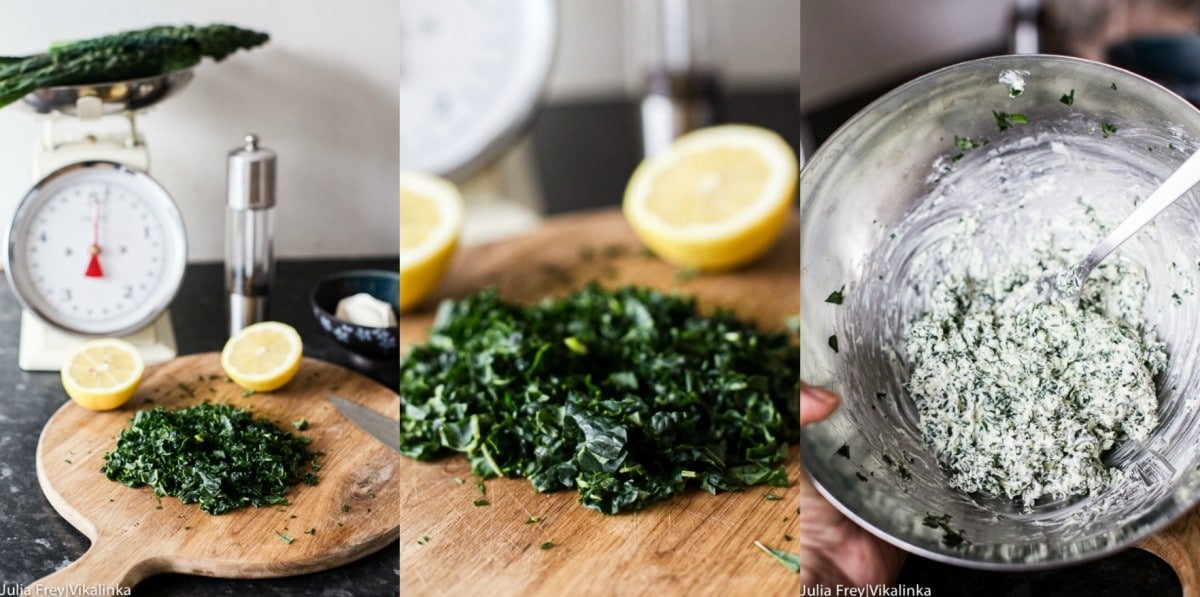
[311,270,399,361]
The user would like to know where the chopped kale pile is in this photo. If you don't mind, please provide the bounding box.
[399,286,800,514]
[102,403,321,514]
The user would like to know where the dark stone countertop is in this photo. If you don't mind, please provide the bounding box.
[0,258,399,596]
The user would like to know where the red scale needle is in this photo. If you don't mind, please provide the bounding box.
[85,197,103,278]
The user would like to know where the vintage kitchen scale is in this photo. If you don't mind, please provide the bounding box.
[3,70,192,371]
[399,0,557,244]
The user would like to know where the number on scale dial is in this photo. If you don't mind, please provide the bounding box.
[5,162,187,336]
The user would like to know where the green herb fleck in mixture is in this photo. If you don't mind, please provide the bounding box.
[474,499,490,507]
[825,286,845,305]
[993,111,1028,132]
[540,541,555,550]
[835,444,850,459]
[828,334,839,353]
[1101,122,1118,138]
[524,516,541,524]
[102,403,320,515]
[398,285,800,514]
[1060,89,1075,106]
[954,135,989,151]
[275,530,294,545]
[922,513,968,548]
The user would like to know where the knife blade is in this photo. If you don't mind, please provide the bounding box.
[328,395,399,453]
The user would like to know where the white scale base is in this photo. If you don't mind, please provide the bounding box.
[19,310,177,371]
[18,110,178,371]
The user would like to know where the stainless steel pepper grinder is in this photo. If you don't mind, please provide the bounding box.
[226,133,276,336]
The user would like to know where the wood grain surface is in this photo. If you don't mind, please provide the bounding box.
[34,354,400,589]
[398,209,800,596]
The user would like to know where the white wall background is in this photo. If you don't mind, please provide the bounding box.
[801,0,1015,108]
[546,0,801,102]
[0,1,399,262]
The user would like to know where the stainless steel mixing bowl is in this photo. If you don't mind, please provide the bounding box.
[800,55,1200,569]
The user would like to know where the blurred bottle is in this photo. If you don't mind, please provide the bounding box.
[626,0,726,158]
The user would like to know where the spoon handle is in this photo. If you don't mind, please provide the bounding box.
[1081,147,1200,273]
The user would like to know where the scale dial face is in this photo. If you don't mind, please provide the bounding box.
[5,161,187,336]
[400,0,557,180]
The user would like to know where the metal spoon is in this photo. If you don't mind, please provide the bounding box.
[1030,147,1200,305]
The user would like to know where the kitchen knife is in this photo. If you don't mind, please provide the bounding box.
[328,394,399,452]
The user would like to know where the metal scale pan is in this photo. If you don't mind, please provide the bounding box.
[20,67,194,116]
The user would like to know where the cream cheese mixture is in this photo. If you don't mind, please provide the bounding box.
[904,258,1166,509]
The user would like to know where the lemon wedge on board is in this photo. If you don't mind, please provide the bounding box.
[221,321,303,392]
[400,171,464,311]
[623,124,798,270]
[61,339,145,411]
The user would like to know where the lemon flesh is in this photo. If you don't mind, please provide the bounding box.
[623,124,798,270]
[61,339,145,411]
[400,171,464,311]
[221,321,303,392]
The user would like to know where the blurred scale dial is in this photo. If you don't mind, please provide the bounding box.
[400,0,557,179]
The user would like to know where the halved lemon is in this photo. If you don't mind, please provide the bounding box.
[400,171,463,311]
[220,321,303,392]
[622,124,798,270]
[61,339,145,411]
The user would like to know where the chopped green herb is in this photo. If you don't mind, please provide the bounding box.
[101,403,320,515]
[754,541,800,573]
[524,516,542,524]
[828,334,839,353]
[1172,292,1182,306]
[291,418,308,431]
[1112,82,1118,90]
[784,534,794,541]
[398,286,799,514]
[1060,89,1075,106]
[305,528,316,535]
[474,499,490,507]
[855,471,869,482]
[476,479,486,495]
[450,477,464,484]
[563,336,588,355]
[875,392,886,401]
[922,513,968,548]
[275,531,294,545]
[825,286,845,305]
[242,389,255,397]
[341,503,350,513]
[1101,122,1118,138]
[540,541,555,550]
[992,110,1028,131]
[954,135,988,151]
[764,493,783,501]
[835,444,850,459]
[1008,86,1022,98]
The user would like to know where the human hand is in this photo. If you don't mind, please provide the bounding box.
[800,384,905,588]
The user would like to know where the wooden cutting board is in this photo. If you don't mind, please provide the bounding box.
[33,354,400,589]
[398,209,800,596]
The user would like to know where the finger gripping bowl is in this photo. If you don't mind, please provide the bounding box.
[800,55,1200,569]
